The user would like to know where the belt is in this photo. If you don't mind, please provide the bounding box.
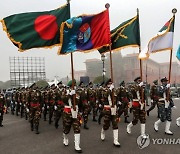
[104,105,111,110]
[31,103,40,107]
[133,99,139,101]
[132,101,140,107]
[64,107,71,113]
[57,101,64,105]
[159,98,165,101]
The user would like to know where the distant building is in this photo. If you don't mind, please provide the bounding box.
[85,52,180,86]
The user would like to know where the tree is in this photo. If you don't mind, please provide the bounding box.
[93,76,108,84]
[36,80,49,88]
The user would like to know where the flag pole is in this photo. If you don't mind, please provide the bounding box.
[167,8,177,100]
[105,3,115,107]
[67,0,76,110]
[137,8,144,105]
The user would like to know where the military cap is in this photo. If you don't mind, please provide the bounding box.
[79,81,84,86]
[153,79,158,84]
[100,82,104,86]
[67,79,76,87]
[57,81,62,85]
[119,80,125,86]
[29,83,36,89]
[161,77,168,82]
[89,82,93,85]
[105,78,112,86]
[134,76,141,82]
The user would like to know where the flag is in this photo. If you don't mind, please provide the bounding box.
[139,17,175,59]
[99,15,140,54]
[176,45,180,61]
[58,9,111,55]
[1,4,70,51]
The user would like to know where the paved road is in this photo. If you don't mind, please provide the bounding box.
[0,99,180,154]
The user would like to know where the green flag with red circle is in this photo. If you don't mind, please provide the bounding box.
[1,3,70,52]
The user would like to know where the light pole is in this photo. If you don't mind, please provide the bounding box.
[101,54,106,83]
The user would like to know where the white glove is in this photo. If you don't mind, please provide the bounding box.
[47,106,49,109]
[11,101,13,104]
[151,100,153,103]
[96,100,98,103]
[109,84,114,91]
[71,108,78,118]
[42,107,44,111]
[128,102,132,108]
[165,100,169,109]
[20,103,22,105]
[24,104,26,107]
[99,104,102,108]
[172,106,177,109]
[111,106,117,115]
[139,82,143,87]
[70,90,76,95]
[166,84,170,88]
[15,102,17,105]
[118,101,122,105]
[54,105,57,110]
[26,108,29,113]
[140,104,144,110]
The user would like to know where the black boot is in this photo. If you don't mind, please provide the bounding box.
[84,123,89,129]
[55,121,59,129]
[35,125,40,134]
[0,121,3,127]
[30,122,34,131]
[124,117,130,123]
[146,110,150,116]
[93,116,97,122]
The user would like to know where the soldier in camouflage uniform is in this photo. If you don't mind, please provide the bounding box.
[48,84,56,124]
[42,86,49,121]
[116,81,130,123]
[146,79,159,117]
[87,82,98,122]
[62,81,82,153]
[100,79,120,147]
[126,77,147,138]
[28,83,42,134]
[154,77,176,135]
[77,82,90,129]
[54,81,64,129]
[0,91,5,127]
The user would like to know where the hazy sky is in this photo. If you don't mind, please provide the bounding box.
[0,0,179,82]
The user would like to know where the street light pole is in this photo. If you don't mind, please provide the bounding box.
[101,54,106,83]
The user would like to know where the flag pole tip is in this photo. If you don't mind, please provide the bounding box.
[105,3,110,9]
[172,8,177,14]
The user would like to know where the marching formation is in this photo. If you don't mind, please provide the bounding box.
[0,76,179,153]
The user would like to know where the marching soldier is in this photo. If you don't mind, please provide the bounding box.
[126,77,147,138]
[100,79,121,147]
[48,84,56,124]
[28,83,42,134]
[146,79,159,117]
[0,91,5,127]
[78,82,90,129]
[154,77,176,135]
[62,81,82,153]
[54,81,64,129]
[87,82,98,122]
[116,81,130,123]
[42,86,49,121]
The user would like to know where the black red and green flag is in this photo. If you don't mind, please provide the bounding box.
[99,15,140,53]
[0,3,70,52]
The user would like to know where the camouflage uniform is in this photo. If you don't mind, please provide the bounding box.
[28,87,42,134]
[48,87,56,124]
[127,77,147,137]
[62,88,82,152]
[15,89,20,116]
[100,79,121,147]
[147,80,159,117]
[116,82,131,123]
[0,93,5,127]
[42,88,49,121]
[54,87,64,128]
[154,77,175,135]
[78,87,90,129]
[87,86,98,122]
